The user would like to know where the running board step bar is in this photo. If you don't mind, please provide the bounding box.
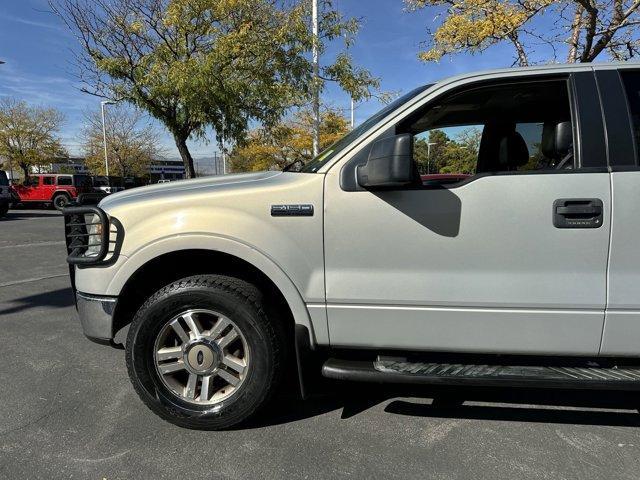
[322,358,640,390]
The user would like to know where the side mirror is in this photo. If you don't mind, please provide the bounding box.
[356,133,415,189]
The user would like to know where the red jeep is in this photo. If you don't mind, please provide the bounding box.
[13,174,94,210]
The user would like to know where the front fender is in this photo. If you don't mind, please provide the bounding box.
[106,234,325,346]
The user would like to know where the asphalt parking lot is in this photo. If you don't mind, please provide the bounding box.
[2,209,640,479]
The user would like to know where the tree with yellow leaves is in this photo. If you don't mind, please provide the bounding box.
[0,98,67,180]
[51,0,381,178]
[407,0,640,65]
[229,108,350,172]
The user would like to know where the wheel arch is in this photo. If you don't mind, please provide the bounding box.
[52,189,71,199]
[110,236,322,349]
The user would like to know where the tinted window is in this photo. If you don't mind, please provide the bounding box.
[43,176,55,185]
[93,176,109,187]
[26,176,40,187]
[0,171,8,187]
[73,175,92,187]
[57,176,72,186]
[622,71,640,159]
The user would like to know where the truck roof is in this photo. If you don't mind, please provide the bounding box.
[430,61,640,91]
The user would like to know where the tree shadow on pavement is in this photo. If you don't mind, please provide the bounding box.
[0,287,74,315]
[244,382,640,430]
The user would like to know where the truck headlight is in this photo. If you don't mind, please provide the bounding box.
[85,213,104,257]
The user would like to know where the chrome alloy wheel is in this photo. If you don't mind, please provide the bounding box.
[153,309,250,405]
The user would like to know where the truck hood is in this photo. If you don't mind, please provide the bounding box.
[99,171,282,211]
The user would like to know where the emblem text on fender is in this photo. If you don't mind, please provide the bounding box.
[271,204,314,217]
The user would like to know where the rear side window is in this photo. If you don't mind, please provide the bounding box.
[43,177,55,185]
[622,71,640,159]
[57,176,72,186]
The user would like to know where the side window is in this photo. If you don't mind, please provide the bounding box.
[414,126,482,178]
[26,176,40,187]
[43,177,55,186]
[621,71,640,158]
[57,176,72,186]
[402,79,575,186]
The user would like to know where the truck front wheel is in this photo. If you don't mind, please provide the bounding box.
[125,275,283,430]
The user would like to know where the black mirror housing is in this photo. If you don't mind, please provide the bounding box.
[356,134,415,189]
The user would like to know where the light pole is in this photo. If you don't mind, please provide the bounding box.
[100,100,116,176]
[311,0,320,157]
[222,148,227,175]
[221,135,227,175]
[350,98,355,128]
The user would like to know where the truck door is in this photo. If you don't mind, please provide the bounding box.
[41,175,56,201]
[324,72,611,355]
[598,69,640,356]
[16,175,40,202]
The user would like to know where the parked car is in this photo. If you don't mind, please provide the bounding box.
[0,170,10,217]
[62,63,640,430]
[14,174,94,210]
[123,176,149,189]
[92,176,125,195]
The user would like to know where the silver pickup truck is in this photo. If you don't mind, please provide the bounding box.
[63,63,640,429]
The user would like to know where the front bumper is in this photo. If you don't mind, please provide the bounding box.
[76,292,117,344]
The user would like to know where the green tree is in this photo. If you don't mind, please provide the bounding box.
[51,0,381,178]
[81,105,160,177]
[440,127,481,174]
[414,129,449,174]
[406,0,640,65]
[414,127,480,175]
[0,98,66,180]
[229,107,350,172]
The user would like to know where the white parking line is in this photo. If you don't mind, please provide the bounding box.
[0,241,65,250]
[0,273,68,288]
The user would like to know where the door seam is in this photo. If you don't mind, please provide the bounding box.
[598,170,614,355]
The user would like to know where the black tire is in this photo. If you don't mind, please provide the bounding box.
[126,274,284,430]
[52,193,70,210]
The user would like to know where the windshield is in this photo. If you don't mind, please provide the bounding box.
[300,84,432,173]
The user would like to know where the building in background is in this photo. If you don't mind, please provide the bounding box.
[47,157,90,174]
[0,155,237,183]
[148,158,186,182]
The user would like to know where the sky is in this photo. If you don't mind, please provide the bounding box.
[0,0,555,164]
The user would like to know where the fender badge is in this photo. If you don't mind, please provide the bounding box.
[271,204,314,217]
